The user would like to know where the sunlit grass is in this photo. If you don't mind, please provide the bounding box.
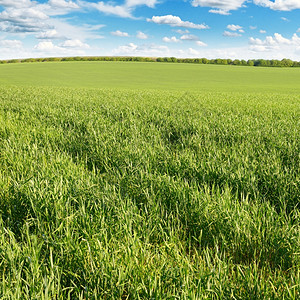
[0,85,299,299]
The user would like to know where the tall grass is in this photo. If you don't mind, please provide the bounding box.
[0,86,299,299]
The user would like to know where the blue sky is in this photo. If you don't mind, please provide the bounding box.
[0,0,300,60]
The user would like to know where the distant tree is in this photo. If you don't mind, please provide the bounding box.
[202,58,208,64]
[292,61,300,67]
[241,59,247,66]
[21,58,35,63]
[7,59,19,63]
[247,60,254,66]
[215,58,222,65]
[281,58,293,67]
[233,59,241,65]
[194,58,202,64]
[221,59,228,65]
[254,59,266,67]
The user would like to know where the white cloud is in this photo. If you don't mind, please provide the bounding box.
[34,41,63,51]
[281,17,289,21]
[297,28,300,33]
[47,18,104,41]
[163,34,206,45]
[147,15,209,29]
[191,0,246,14]
[196,40,207,46]
[111,30,129,37]
[175,29,190,34]
[113,42,137,53]
[0,0,85,35]
[163,36,180,43]
[188,48,200,55]
[136,31,148,39]
[0,38,30,59]
[0,7,48,21]
[259,29,266,34]
[125,0,158,8]
[83,0,158,18]
[88,2,132,18]
[209,9,231,15]
[253,0,300,11]
[249,33,300,53]
[223,31,242,37]
[250,26,257,30]
[48,0,79,9]
[227,24,243,31]
[112,42,170,56]
[60,39,90,49]
[191,0,300,13]
[180,34,199,41]
[0,39,23,48]
[36,29,65,39]
[0,6,50,33]
[0,0,33,9]
[34,40,89,56]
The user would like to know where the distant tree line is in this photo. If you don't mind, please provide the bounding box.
[0,56,300,67]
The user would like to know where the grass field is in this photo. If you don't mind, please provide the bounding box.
[1,61,300,93]
[0,62,299,299]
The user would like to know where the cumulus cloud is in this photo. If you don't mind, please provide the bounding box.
[112,42,170,56]
[36,29,65,39]
[163,34,207,46]
[147,15,209,30]
[34,39,90,56]
[208,9,231,15]
[249,33,300,52]
[223,31,242,37]
[34,41,63,51]
[48,0,79,9]
[111,30,129,37]
[196,40,207,46]
[0,39,23,48]
[60,39,90,49]
[0,38,30,59]
[180,34,200,41]
[191,0,300,13]
[87,2,132,18]
[188,48,200,55]
[227,24,243,31]
[259,29,266,34]
[83,0,158,18]
[175,29,190,34]
[163,36,180,43]
[125,0,157,7]
[0,7,48,22]
[253,0,300,11]
[0,6,50,33]
[0,0,83,35]
[191,0,246,14]
[0,0,33,9]
[136,31,148,39]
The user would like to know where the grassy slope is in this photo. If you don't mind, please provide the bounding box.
[1,61,300,93]
[0,62,299,299]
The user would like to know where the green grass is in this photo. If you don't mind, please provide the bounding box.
[1,61,300,93]
[0,62,299,299]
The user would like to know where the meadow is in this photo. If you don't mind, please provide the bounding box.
[0,61,299,299]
